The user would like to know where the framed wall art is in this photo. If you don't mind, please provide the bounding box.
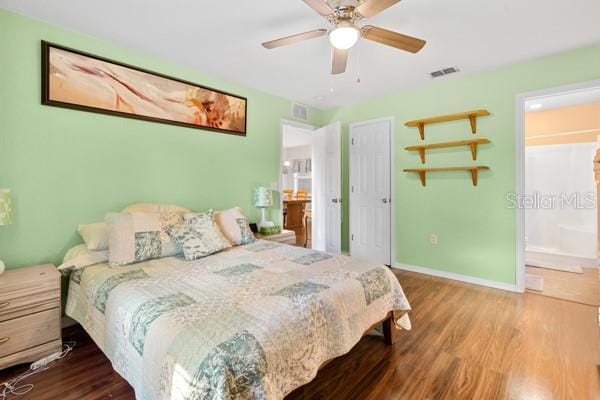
[42,41,247,136]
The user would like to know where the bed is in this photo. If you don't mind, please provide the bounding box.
[65,240,411,400]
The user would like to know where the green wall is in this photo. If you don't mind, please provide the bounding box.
[1,7,599,288]
[324,43,600,285]
[0,9,322,269]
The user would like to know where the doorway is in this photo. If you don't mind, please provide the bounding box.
[280,121,315,247]
[349,117,395,265]
[279,120,342,252]
[516,82,600,306]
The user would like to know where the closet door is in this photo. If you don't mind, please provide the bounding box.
[349,118,393,265]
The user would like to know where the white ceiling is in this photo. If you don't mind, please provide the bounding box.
[2,0,600,108]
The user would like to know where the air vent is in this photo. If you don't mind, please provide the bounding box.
[430,66,460,79]
[292,102,309,121]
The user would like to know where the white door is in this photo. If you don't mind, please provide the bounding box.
[312,122,342,253]
[349,118,393,264]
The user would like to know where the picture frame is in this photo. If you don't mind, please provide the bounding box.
[41,41,247,136]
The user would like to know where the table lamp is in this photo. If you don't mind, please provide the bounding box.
[254,186,274,230]
[0,189,12,275]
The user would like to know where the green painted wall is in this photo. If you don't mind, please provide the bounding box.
[0,9,323,269]
[324,43,600,285]
[1,7,599,287]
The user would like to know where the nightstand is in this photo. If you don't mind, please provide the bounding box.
[0,264,62,370]
[256,229,297,245]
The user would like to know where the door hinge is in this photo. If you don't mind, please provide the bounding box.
[351,138,355,145]
[351,186,354,193]
[351,234,354,241]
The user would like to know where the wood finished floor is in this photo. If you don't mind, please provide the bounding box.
[1,270,598,400]
[526,266,599,306]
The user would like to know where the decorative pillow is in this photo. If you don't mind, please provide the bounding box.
[170,211,231,260]
[78,222,109,251]
[105,212,181,266]
[183,210,215,226]
[57,244,109,272]
[122,203,189,230]
[214,207,256,246]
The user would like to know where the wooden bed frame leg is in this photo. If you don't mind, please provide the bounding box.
[383,314,396,345]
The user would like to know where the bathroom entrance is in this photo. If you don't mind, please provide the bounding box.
[520,85,600,306]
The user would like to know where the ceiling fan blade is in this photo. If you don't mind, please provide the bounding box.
[356,0,401,19]
[262,29,328,49]
[331,47,348,75]
[302,0,335,17]
[361,26,426,53]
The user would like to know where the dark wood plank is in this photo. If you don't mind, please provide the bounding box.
[0,270,598,399]
[382,314,396,345]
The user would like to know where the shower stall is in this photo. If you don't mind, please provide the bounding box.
[525,142,598,265]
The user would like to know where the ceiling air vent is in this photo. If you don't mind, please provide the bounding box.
[430,66,460,79]
[292,102,309,121]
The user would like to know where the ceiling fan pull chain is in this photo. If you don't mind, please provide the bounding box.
[356,40,361,84]
[330,72,335,93]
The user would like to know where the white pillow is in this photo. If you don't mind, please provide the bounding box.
[122,203,190,229]
[78,222,109,251]
[57,244,109,272]
[214,207,256,246]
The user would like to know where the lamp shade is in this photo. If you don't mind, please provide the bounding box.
[0,189,11,226]
[254,187,273,207]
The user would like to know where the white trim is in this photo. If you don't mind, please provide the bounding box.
[348,116,396,266]
[514,79,600,293]
[394,263,519,293]
[279,119,316,227]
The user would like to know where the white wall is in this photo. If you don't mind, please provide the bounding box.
[282,125,313,147]
[283,145,312,161]
[525,142,598,259]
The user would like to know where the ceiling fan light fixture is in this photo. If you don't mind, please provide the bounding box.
[329,21,359,50]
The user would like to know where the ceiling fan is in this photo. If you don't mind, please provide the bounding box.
[262,0,426,75]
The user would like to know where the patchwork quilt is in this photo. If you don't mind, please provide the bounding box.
[66,241,411,400]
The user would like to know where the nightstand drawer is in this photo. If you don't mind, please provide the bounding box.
[0,289,61,322]
[0,308,61,358]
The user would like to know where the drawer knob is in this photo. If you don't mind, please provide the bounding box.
[0,302,9,309]
[0,337,9,345]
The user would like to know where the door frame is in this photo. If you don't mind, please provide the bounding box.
[514,79,600,292]
[348,116,396,265]
[278,119,316,227]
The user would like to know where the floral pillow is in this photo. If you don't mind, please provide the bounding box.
[213,207,256,246]
[170,211,231,260]
[105,212,181,266]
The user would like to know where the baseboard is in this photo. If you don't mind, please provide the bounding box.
[394,263,520,293]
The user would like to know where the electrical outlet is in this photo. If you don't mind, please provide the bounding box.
[430,234,438,245]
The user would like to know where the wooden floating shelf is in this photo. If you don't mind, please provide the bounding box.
[403,166,490,187]
[405,138,491,164]
[405,109,490,139]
